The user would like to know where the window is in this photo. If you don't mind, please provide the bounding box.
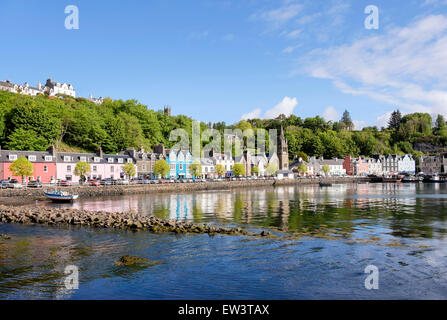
[44,166,48,172]
[94,157,100,163]
[111,166,114,172]
[9,155,17,161]
[118,158,124,164]
[108,158,114,163]
[67,165,71,172]
[80,156,87,162]
[127,158,132,163]
[45,156,53,161]
[64,156,71,162]
[179,164,183,170]
[28,155,36,162]
[142,165,146,171]
[93,166,97,172]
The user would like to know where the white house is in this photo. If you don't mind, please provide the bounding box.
[397,154,416,174]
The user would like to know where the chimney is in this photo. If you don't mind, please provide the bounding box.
[47,145,57,157]
[97,147,103,158]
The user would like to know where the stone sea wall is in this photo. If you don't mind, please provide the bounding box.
[0,177,367,199]
[0,205,271,237]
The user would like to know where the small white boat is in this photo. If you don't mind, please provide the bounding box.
[44,190,79,202]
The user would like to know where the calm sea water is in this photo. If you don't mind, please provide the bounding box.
[1,183,447,299]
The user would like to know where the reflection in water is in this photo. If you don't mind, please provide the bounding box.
[37,183,447,240]
[1,183,447,299]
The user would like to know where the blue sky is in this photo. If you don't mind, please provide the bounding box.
[1,0,447,128]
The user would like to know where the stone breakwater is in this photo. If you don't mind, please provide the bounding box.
[0,205,272,237]
[0,177,366,200]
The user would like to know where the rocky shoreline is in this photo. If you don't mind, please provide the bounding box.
[0,205,272,238]
[0,177,366,200]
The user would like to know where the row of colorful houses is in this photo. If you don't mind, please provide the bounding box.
[0,143,290,182]
[291,154,416,176]
[0,147,137,183]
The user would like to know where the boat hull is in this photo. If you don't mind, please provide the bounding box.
[44,192,79,202]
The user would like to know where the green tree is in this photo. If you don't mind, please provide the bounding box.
[5,128,48,151]
[189,161,202,178]
[252,166,259,176]
[388,110,402,130]
[9,156,34,183]
[298,164,307,175]
[296,151,309,162]
[232,163,246,177]
[340,110,354,130]
[154,159,170,178]
[215,164,225,177]
[74,161,91,184]
[322,164,330,176]
[123,162,136,179]
[266,163,278,176]
[435,114,447,137]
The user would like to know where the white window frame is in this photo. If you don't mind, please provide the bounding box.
[64,156,71,162]
[118,158,124,164]
[80,156,87,162]
[127,158,132,163]
[94,157,100,163]
[9,155,17,161]
[28,155,37,162]
[45,156,53,162]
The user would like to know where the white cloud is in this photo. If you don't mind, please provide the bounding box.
[303,14,447,117]
[250,3,303,27]
[264,96,298,119]
[353,120,366,130]
[188,30,209,40]
[282,45,299,54]
[240,97,298,120]
[322,106,339,122]
[241,108,262,120]
[286,29,302,39]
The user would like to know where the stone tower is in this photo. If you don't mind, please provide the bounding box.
[164,106,171,117]
[278,126,289,170]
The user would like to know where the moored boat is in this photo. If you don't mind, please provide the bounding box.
[44,190,79,202]
[319,182,332,187]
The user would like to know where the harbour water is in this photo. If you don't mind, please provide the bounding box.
[1,183,447,299]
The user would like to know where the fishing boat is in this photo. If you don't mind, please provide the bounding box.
[44,190,79,202]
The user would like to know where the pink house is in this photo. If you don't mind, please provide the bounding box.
[353,156,369,176]
[0,148,57,183]
[56,149,136,182]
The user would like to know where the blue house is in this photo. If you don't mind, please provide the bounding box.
[166,149,194,179]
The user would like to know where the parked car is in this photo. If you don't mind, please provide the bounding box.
[27,181,43,188]
[8,179,23,189]
[88,179,101,186]
[132,178,144,184]
[100,178,115,185]
[58,180,72,187]
[1,180,10,189]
